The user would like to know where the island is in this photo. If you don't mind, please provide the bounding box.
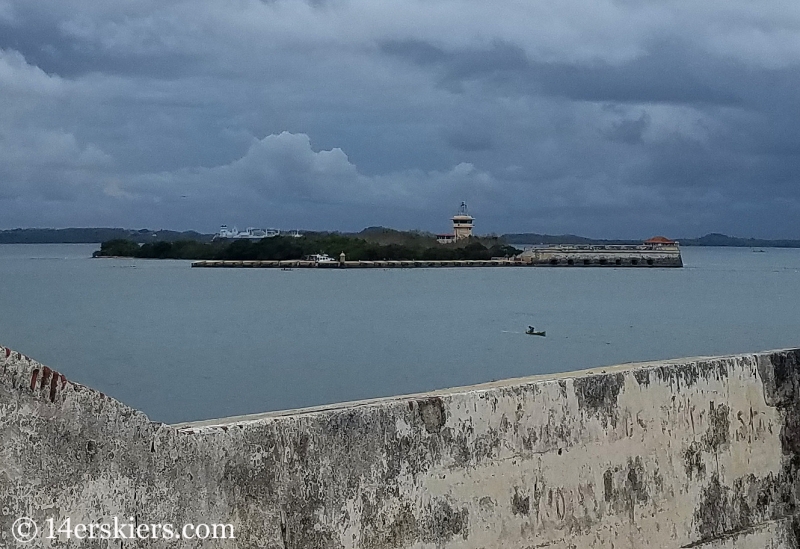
[93,229,522,262]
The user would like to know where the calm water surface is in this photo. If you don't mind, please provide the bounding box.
[1,244,799,423]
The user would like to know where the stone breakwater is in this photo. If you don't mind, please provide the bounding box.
[190,246,683,269]
[2,346,800,548]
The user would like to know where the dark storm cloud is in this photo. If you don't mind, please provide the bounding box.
[381,38,741,105]
[0,20,201,79]
[1,0,800,237]
[381,39,529,83]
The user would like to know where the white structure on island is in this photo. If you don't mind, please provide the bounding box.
[436,202,474,244]
[215,226,280,240]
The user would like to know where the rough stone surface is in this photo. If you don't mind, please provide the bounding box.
[2,345,800,547]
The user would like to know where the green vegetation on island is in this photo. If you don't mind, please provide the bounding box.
[94,232,522,261]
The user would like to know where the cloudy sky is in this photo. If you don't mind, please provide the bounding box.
[1,0,798,238]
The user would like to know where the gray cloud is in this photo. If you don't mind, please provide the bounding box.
[444,129,494,152]
[604,112,650,144]
[1,0,800,237]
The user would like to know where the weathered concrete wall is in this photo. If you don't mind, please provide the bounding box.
[2,345,800,548]
[519,247,683,267]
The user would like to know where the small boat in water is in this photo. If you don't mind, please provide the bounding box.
[526,326,546,337]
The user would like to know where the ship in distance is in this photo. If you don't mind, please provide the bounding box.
[213,226,303,240]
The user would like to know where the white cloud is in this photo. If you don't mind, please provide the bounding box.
[0,48,63,96]
[114,132,496,209]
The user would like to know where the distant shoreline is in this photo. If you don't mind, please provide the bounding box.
[503,233,800,248]
[0,228,799,248]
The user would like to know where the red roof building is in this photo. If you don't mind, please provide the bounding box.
[644,236,677,245]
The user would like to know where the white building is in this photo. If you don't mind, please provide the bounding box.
[437,202,474,244]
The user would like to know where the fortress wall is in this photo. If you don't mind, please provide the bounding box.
[520,249,683,267]
[2,345,800,548]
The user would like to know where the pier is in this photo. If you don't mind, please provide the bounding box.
[190,250,683,268]
[192,258,527,268]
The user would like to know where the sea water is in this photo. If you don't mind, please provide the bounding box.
[1,244,798,423]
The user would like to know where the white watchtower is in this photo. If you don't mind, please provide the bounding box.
[451,202,474,240]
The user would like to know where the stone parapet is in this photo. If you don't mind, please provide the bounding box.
[1,345,798,547]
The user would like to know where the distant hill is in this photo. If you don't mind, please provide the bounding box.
[309,227,505,249]
[502,233,640,245]
[356,226,437,245]
[0,228,214,244]
[677,233,800,247]
[503,232,800,248]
